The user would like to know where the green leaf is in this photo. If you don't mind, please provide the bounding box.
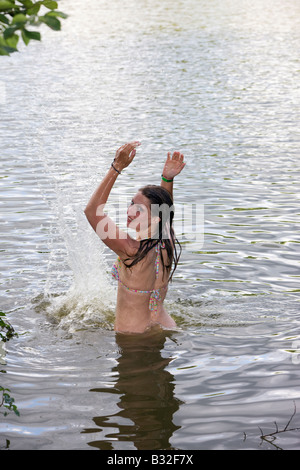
[0,1,15,11]
[21,27,40,44]
[18,0,33,7]
[42,0,58,10]
[21,28,29,44]
[23,28,40,40]
[0,310,18,340]
[45,10,67,19]
[40,14,60,31]
[27,3,40,15]
[0,43,17,55]
[3,25,17,38]
[6,33,18,48]
[1,389,20,416]
[0,13,9,24]
[12,13,27,24]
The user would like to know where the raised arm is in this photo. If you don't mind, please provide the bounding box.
[161,151,186,199]
[84,141,141,256]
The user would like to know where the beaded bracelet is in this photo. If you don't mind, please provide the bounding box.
[161,174,173,183]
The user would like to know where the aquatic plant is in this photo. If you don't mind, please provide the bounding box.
[0,311,19,417]
[0,386,20,417]
[0,0,67,55]
[0,311,18,343]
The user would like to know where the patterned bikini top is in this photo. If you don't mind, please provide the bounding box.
[111,241,168,314]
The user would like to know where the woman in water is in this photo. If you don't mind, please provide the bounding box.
[84,141,185,333]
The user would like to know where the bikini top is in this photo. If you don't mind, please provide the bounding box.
[111,241,168,314]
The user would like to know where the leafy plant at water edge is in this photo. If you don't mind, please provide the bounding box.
[0,0,67,56]
[0,311,18,342]
[0,311,19,417]
[0,386,20,416]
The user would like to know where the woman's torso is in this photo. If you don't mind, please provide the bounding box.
[113,243,176,333]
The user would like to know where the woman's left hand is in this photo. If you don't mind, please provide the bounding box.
[162,151,186,180]
[113,141,141,172]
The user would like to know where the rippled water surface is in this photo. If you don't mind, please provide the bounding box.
[1,0,300,450]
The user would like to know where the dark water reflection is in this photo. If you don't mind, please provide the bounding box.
[83,329,183,450]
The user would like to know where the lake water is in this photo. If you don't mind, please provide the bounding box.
[1,0,300,450]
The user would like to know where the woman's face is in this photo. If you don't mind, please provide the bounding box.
[127,191,155,236]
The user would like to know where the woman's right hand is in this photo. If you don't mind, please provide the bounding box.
[113,141,141,172]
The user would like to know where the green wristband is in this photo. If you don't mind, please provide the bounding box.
[161,174,173,183]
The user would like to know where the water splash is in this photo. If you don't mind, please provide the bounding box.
[34,109,117,333]
[43,214,117,333]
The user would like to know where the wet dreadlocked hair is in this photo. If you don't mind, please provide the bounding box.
[123,184,182,281]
